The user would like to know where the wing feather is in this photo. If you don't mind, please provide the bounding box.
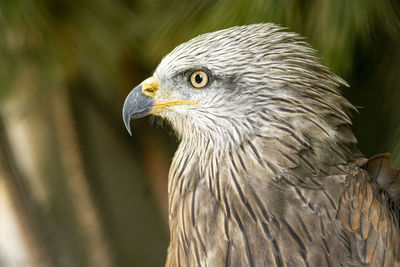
[338,154,400,265]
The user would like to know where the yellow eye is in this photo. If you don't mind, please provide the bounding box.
[190,70,209,88]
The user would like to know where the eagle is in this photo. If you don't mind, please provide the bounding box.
[122,24,400,266]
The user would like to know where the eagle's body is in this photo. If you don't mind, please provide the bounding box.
[123,24,400,266]
[166,135,399,266]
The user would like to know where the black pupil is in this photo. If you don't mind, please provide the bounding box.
[195,73,203,84]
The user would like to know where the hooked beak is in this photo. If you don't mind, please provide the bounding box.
[122,77,157,136]
[122,76,199,135]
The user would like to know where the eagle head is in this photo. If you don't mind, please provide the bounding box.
[123,23,356,151]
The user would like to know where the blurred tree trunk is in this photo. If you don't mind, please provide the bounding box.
[52,87,115,267]
[0,117,53,267]
[0,66,114,266]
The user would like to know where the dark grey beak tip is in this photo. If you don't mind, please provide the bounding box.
[122,84,155,136]
[122,91,134,136]
[123,114,133,136]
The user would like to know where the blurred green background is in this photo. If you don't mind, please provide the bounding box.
[0,0,399,266]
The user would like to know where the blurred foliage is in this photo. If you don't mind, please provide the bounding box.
[0,0,399,266]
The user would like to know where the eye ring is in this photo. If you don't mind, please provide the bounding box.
[189,70,209,88]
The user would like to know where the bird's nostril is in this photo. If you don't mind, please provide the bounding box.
[142,86,156,97]
[141,76,158,97]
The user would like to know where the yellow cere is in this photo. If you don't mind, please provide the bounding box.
[141,76,158,98]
